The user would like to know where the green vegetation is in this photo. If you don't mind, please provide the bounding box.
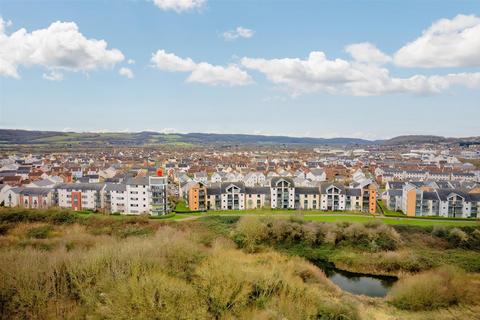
[26,225,54,239]
[229,216,480,274]
[0,210,360,320]
[303,215,480,227]
[388,266,477,311]
[1,208,479,319]
[378,200,405,217]
[167,213,204,220]
[173,200,191,212]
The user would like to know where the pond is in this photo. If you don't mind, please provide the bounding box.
[313,260,398,297]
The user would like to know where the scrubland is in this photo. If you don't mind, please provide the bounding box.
[0,208,479,319]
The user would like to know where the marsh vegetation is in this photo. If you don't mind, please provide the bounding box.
[0,209,479,319]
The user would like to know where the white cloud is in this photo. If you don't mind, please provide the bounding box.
[222,27,254,41]
[241,51,359,95]
[394,14,480,68]
[151,49,196,72]
[345,42,391,65]
[127,59,135,65]
[119,67,134,79]
[151,0,205,13]
[0,18,124,79]
[151,49,252,86]
[241,51,480,96]
[42,70,64,81]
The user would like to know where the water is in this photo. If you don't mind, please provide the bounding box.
[312,260,398,297]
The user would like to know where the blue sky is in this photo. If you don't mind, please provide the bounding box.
[0,0,479,139]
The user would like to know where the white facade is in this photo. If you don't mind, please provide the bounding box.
[270,178,295,209]
[56,184,104,211]
[125,181,150,214]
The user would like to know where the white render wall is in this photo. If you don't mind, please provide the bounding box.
[110,190,127,213]
[125,184,150,214]
[57,188,100,210]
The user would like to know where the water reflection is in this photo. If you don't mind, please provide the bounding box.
[313,260,397,297]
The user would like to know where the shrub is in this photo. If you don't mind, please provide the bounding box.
[388,266,473,311]
[0,223,10,235]
[26,225,53,239]
[374,224,402,251]
[235,216,268,252]
[432,225,448,238]
[51,211,76,224]
[447,228,469,248]
[98,271,208,320]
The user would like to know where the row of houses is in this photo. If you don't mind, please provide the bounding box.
[376,168,478,183]
[182,169,328,187]
[2,176,168,215]
[383,181,480,218]
[186,177,378,214]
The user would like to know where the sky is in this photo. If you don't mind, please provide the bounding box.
[0,0,479,140]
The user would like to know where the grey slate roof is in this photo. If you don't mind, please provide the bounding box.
[423,191,439,201]
[270,177,294,187]
[19,188,53,196]
[346,188,362,197]
[105,183,127,192]
[245,187,270,195]
[386,182,405,189]
[436,189,475,201]
[320,183,346,194]
[295,187,320,195]
[125,177,149,186]
[56,183,105,191]
[221,182,245,193]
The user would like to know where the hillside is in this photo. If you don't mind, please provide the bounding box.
[1,129,478,147]
[0,129,375,146]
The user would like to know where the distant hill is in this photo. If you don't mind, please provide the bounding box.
[0,129,478,147]
[0,129,375,146]
[382,135,480,145]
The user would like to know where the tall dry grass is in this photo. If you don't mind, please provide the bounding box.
[387,266,477,311]
[0,220,359,320]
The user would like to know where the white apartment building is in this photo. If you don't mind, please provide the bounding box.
[220,182,245,210]
[105,176,168,215]
[56,183,105,211]
[270,177,295,209]
[320,184,346,211]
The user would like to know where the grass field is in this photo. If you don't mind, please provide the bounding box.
[173,210,480,226]
[302,215,480,227]
[168,213,204,220]
[1,208,480,319]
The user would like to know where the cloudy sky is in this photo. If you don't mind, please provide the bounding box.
[1,0,479,139]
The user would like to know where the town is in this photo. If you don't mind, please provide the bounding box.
[1,139,479,219]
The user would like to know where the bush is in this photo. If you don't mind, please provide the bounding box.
[233,217,402,252]
[26,225,53,239]
[388,266,473,311]
[235,216,268,252]
[432,225,448,238]
[447,228,469,248]
[98,271,208,320]
[0,223,11,235]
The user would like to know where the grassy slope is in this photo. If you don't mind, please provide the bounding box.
[1,209,479,319]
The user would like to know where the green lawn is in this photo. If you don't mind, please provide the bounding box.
[208,209,368,216]
[378,200,406,217]
[167,213,205,220]
[174,200,191,212]
[303,215,480,226]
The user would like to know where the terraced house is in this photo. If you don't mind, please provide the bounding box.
[401,183,480,218]
[184,179,378,213]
